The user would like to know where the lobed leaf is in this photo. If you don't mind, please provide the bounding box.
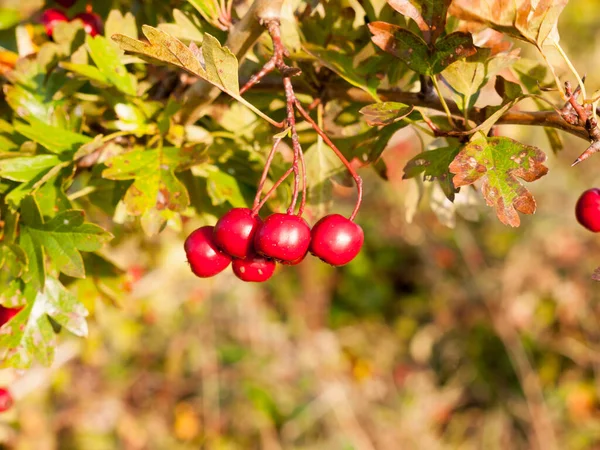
[449,133,548,227]
[0,278,88,369]
[86,35,137,95]
[369,22,476,75]
[19,196,113,289]
[403,145,461,201]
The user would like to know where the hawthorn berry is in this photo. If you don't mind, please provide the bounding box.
[232,253,276,282]
[0,388,13,413]
[576,188,600,232]
[0,306,21,328]
[41,8,69,37]
[310,214,364,266]
[254,213,311,262]
[213,208,262,259]
[73,12,103,36]
[184,226,232,278]
[54,0,76,8]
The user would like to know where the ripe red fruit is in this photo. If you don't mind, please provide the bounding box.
[213,208,262,259]
[41,8,69,37]
[184,226,232,278]
[232,253,276,282]
[310,214,364,266]
[0,388,13,413]
[55,0,76,7]
[0,306,21,328]
[576,188,600,232]
[73,12,103,37]
[253,213,311,262]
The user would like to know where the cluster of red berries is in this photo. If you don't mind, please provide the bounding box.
[42,1,102,38]
[576,188,600,232]
[184,208,364,282]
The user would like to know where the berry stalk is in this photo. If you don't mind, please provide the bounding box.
[294,100,363,221]
[252,136,284,214]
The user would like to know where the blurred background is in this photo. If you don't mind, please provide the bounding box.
[3,0,600,449]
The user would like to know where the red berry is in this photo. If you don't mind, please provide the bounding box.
[73,12,103,37]
[253,213,311,262]
[184,226,232,278]
[55,0,76,7]
[0,388,13,413]
[576,188,600,232]
[41,8,68,37]
[0,306,21,328]
[310,214,364,266]
[213,208,262,259]
[232,253,276,282]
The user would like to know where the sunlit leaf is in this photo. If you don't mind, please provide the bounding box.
[359,102,414,126]
[449,132,548,226]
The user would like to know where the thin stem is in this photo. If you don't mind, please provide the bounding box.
[240,58,276,95]
[554,41,586,101]
[431,75,456,127]
[284,77,301,215]
[254,167,294,213]
[295,100,363,221]
[252,136,284,214]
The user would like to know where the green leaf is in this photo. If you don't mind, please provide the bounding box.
[112,26,280,126]
[19,196,113,285]
[387,0,452,43]
[206,170,246,208]
[443,50,519,112]
[60,62,110,85]
[359,102,414,126]
[303,43,381,101]
[403,145,461,201]
[14,118,91,154]
[201,33,240,95]
[449,133,548,227]
[0,278,88,369]
[430,32,479,74]
[102,147,204,235]
[368,22,476,75]
[0,155,62,182]
[86,35,137,96]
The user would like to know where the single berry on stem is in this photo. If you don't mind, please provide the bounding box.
[310,214,364,266]
[254,213,311,262]
[213,208,262,259]
[0,388,13,413]
[575,188,600,232]
[73,12,103,36]
[184,226,232,278]
[41,8,69,37]
[232,253,276,282]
